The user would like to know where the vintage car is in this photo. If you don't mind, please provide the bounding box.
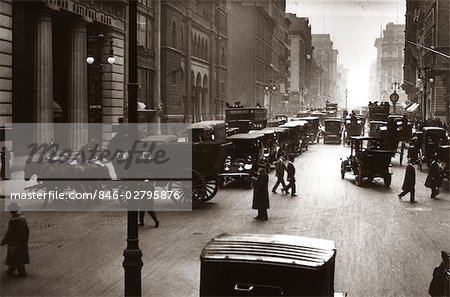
[249,129,277,169]
[294,116,320,143]
[368,102,390,122]
[296,110,311,118]
[267,119,281,127]
[225,107,268,133]
[323,118,342,144]
[437,145,449,180]
[325,102,338,117]
[275,114,288,125]
[420,127,448,169]
[183,121,233,203]
[311,111,327,126]
[220,133,266,188]
[281,120,309,155]
[263,127,291,160]
[341,136,395,187]
[200,233,345,297]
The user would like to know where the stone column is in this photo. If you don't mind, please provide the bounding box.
[34,9,54,143]
[68,19,88,149]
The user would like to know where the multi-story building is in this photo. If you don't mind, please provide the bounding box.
[336,64,349,109]
[227,0,289,115]
[2,0,128,148]
[373,22,406,109]
[286,13,312,110]
[309,57,325,109]
[311,34,338,108]
[160,0,228,123]
[403,0,449,122]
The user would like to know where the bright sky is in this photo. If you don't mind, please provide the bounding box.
[286,0,405,109]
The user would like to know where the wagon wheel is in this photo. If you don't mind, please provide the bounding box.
[202,176,219,202]
[168,169,206,206]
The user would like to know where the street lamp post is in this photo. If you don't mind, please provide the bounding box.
[265,82,276,117]
[390,81,400,114]
[123,1,143,297]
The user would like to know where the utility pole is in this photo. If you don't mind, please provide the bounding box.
[345,88,348,111]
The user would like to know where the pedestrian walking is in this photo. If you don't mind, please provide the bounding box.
[138,182,160,228]
[272,157,287,193]
[285,154,297,197]
[398,159,416,203]
[138,210,159,228]
[1,203,30,277]
[252,167,269,220]
[425,155,442,199]
[428,251,450,297]
[1,146,11,180]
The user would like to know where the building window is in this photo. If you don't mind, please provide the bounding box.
[171,21,177,48]
[138,14,147,47]
[171,70,177,86]
[138,67,154,108]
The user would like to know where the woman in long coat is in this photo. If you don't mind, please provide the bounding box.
[1,204,30,277]
[425,158,442,198]
[252,168,269,220]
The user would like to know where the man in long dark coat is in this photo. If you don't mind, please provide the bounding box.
[425,156,442,199]
[252,168,269,220]
[272,157,287,193]
[398,159,416,202]
[285,154,297,197]
[1,203,30,277]
[1,146,11,180]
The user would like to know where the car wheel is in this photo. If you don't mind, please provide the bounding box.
[384,174,392,187]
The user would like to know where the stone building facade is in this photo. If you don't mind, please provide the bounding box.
[160,0,228,123]
[228,0,289,116]
[403,0,449,122]
[311,34,338,108]
[373,22,406,108]
[286,14,312,111]
[1,0,128,148]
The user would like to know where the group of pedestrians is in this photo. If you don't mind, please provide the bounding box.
[252,154,297,221]
[398,156,443,203]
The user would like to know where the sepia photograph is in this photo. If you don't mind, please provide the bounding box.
[0,0,449,296]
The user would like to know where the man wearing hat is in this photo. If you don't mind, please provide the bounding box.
[1,203,30,277]
[272,156,287,194]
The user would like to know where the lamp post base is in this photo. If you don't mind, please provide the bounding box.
[123,247,143,297]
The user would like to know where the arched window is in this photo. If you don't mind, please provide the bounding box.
[171,21,177,48]
[180,28,184,51]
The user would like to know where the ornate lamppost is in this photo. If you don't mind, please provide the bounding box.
[123,1,143,296]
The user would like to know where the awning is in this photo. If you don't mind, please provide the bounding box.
[406,102,420,113]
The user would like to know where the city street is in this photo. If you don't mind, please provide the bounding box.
[1,142,449,297]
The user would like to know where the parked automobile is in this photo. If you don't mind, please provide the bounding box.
[225,107,268,133]
[220,133,265,188]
